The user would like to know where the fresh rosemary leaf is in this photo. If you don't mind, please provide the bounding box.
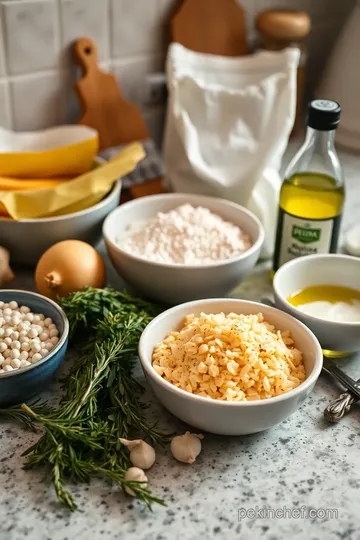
[3,287,169,512]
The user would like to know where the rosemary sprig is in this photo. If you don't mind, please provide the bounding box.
[1,287,169,512]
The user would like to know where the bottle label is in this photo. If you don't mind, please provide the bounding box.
[274,209,342,270]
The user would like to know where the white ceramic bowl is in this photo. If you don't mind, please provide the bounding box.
[103,194,264,304]
[273,254,360,354]
[139,298,322,435]
[0,180,121,267]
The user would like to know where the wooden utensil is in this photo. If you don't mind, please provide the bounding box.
[171,0,247,56]
[73,37,149,150]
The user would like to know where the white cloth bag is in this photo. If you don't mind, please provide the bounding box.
[163,44,300,259]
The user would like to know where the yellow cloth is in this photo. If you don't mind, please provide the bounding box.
[0,177,71,191]
[0,143,145,220]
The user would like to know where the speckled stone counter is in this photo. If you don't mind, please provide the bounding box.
[1,143,360,540]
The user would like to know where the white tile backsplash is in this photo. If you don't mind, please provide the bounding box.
[2,0,59,76]
[0,12,5,77]
[11,70,71,130]
[60,0,109,64]
[110,0,164,57]
[0,0,355,138]
[111,55,165,108]
[0,80,11,128]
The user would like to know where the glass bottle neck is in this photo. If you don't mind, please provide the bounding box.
[304,126,336,152]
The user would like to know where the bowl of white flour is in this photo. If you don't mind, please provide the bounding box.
[103,194,264,304]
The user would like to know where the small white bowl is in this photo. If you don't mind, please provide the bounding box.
[139,298,322,435]
[273,254,360,354]
[103,193,264,304]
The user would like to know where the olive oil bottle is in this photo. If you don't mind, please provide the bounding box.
[273,99,345,271]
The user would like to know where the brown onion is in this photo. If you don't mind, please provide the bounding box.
[35,240,105,300]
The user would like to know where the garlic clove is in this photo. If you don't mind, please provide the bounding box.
[170,431,204,464]
[124,467,148,496]
[0,246,14,286]
[119,438,156,470]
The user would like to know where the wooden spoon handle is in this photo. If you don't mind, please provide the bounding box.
[73,37,99,74]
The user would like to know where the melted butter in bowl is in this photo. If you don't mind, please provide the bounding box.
[288,285,360,323]
[273,254,360,355]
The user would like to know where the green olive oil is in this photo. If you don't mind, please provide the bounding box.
[273,100,345,272]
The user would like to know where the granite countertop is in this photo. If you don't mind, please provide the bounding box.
[1,143,360,540]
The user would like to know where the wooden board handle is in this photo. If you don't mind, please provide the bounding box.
[73,37,99,74]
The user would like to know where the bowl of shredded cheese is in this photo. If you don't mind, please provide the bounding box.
[139,298,322,435]
[103,194,264,304]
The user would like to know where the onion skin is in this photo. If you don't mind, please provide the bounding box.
[35,240,106,300]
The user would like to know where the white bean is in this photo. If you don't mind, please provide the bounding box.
[4,337,12,346]
[0,318,5,327]
[10,349,20,359]
[10,331,19,341]
[19,350,28,361]
[0,329,4,338]
[18,322,29,332]
[0,354,4,364]
[30,341,41,353]
[10,358,21,369]
[39,349,48,358]
[33,315,41,323]
[0,342,7,352]
[4,327,12,337]
[25,313,34,323]
[0,301,4,309]
[8,301,18,310]
[3,349,11,359]
[20,305,30,314]
[10,341,21,350]
[3,308,12,316]
[31,353,42,363]
[44,318,53,327]
[45,343,54,352]
[49,329,59,338]
[3,365,13,372]
[21,343,30,352]
[50,336,59,345]
[28,328,38,338]
[20,360,31,368]
[39,332,49,342]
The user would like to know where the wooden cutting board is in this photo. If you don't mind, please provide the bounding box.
[73,37,149,150]
[171,0,247,56]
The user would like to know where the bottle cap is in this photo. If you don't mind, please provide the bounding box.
[307,99,341,131]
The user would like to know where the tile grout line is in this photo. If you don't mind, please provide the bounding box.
[0,3,13,128]
[54,0,62,60]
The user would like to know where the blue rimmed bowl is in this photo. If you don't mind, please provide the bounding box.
[0,290,69,406]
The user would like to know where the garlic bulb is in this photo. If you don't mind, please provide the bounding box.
[124,467,148,496]
[119,438,156,470]
[0,246,14,286]
[170,431,204,464]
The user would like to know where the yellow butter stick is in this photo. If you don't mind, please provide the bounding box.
[0,143,145,220]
